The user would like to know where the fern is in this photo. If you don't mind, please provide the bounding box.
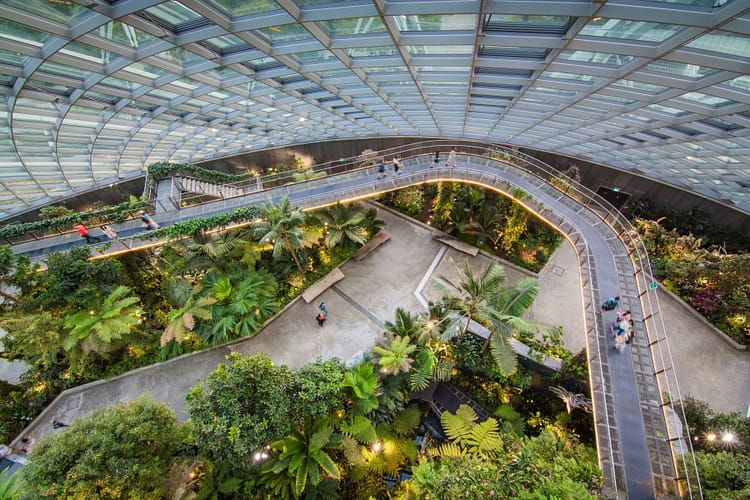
[390,404,423,437]
[340,416,377,444]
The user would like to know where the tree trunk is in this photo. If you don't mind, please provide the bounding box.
[284,234,304,274]
[0,289,17,305]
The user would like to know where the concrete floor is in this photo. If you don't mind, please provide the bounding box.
[8,204,749,451]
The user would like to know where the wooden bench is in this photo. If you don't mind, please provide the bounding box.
[432,233,479,256]
[302,267,345,303]
[353,229,391,262]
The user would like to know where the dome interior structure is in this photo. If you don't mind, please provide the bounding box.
[0,0,749,219]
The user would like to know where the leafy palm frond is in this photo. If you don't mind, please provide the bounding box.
[489,334,518,376]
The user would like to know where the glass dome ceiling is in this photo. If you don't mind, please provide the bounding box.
[0,0,749,219]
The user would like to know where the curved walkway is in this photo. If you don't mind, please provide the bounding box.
[8,150,735,498]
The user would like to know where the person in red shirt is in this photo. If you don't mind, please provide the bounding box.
[74,224,101,244]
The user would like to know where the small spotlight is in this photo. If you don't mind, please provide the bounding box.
[372,441,382,453]
[706,433,717,442]
[721,432,735,443]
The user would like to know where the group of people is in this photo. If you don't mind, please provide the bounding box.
[375,148,459,178]
[602,295,634,353]
[74,210,159,245]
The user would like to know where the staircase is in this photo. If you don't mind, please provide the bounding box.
[175,176,244,199]
[429,382,493,423]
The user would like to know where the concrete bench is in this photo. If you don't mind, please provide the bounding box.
[432,233,479,256]
[353,229,391,262]
[302,267,345,303]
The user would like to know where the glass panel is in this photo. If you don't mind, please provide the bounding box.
[97,77,136,90]
[37,61,87,79]
[723,75,750,91]
[680,91,733,107]
[544,72,596,82]
[647,103,686,115]
[643,0,733,7]
[557,50,633,66]
[144,2,202,26]
[207,0,279,17]
[406,45,474,55]
[155,47,203,66]
[362,66,408,73]
[256,24,312,44]
[530,86,577,97]
[612,79,668,92]
[203,34,250,54]
[0,19,50,46]
[580,18,682,42]
[321,17,387,35]
[122,62,166,79]
[95,21,154,48]
[624,113,654,123]
[589,94,635,104]
[393,14,477,31]
[643,60,718,79]
[3,0,88,24]
[687,32,750,57]
[484,14,570,33]
[415,66,470,72]
[0,49,29,67]
[287,52,332,67]
[60,41,113,64]
[344,46,401,57]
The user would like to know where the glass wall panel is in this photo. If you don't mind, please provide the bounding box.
[580,18,682,42]
[612,79,668,92]
[723,75,750,91]
[393,14,476,32]
[687,32,750,57]
[60,42,113,64]
[207,0,279,17]
[557,50,633,66]
[544,72,596,82]
[0,19,50,46]
[680,92,733,107]
[322,17,387,35]
[143,2,202,28]
[643,60,718,78]
[406,45,473,55]
[3,0,88,24]
[257,23,314,43]
[345,46,400,57]
[95,22,154,48]
[647,103,686,115]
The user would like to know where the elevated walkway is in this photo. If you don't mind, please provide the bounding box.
[7,143,699,498]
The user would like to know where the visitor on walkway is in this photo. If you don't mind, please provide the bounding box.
[447,147,457,167]
[601,295,620,311]
[52,420,69,429]
[392,157,401,175]
[20,437,35,454]
[100,224,117,239]
[317,311,327,326]
[319,302,327,314]
[615,327,634,353]
[377,161,386,179]
[139,210,160,230]
[432,151,440,168]
[75,224,101,244]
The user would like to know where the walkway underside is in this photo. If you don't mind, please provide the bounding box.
[11,150,697,499]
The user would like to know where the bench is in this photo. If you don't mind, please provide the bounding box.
[353,229,391,262]
[432,233,479,256]
[302,267,345,303]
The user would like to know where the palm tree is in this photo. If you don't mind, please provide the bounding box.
[372,333,417,375]
[316,203,368,250]
[254,196,307,274]
[63,285,141,355]
[433,259,550,375]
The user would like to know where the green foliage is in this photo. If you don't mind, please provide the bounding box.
[373,334,417,375]
[147,161,253,187]
[19,397,191,499]
[138,205,263,242]
[314,202,369,250]
[501,189,530,253]
[439,404,504,458]
[695,451,750,498]
[63,285,141,355]
[0,465,20,500]
[390,186,424,217]
[186,353,294,469]
[290,358,346,425]
[342,363,380,415]
[254,196,307,273]
[0,197,148,241]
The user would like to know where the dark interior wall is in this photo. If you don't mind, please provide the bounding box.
[2,138,748,233]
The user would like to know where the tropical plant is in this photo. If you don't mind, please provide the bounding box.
[343,363,380,415]
[254,196,307,273]
[549,385,593,414]
[262,417,341,498]
[19,397,192,499]
[437,404,504,458]
[316,203,369,250]
[62,285,141,355]
[372,333,417,375]
[161,278,216,346]
[0,465,20,500]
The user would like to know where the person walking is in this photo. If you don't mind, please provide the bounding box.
[139,210,160,230]
[75,224,101,244]
[316,311,326,326]
[377,161,386,179]
[319,302,327,315]
[392,157,401,175]
[432,151,440,168]
[447,147,457,167]
[601,295,620,311]
[100,224,117,239]
[52,420,69,429]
